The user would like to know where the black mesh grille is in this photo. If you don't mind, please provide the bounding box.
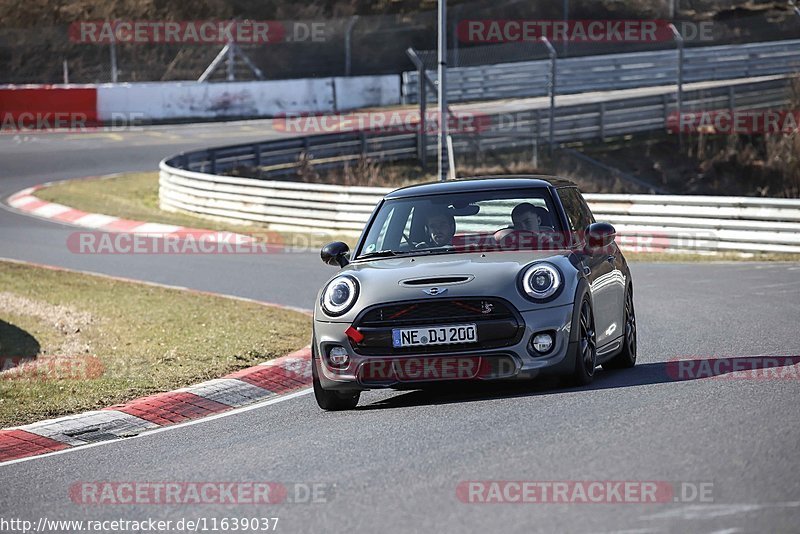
[357,298,515,327]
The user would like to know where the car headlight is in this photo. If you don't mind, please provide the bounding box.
[321,275,359,316]
[521,263,562,300]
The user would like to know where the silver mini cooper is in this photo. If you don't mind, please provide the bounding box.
[312,176,636,410]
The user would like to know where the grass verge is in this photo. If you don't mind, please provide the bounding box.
[0,260,310,428]
[35,172,357,249]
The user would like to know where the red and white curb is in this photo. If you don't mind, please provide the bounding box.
[5,183,258,245]
[0,347,312,463]
[1,178,316,463]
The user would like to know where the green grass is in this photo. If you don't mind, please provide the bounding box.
[0,261,310,427]
[37,172,254,233]
[36,172,358,248]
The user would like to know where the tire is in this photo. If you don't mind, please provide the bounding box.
[312,347,360,411]
[602,285,637,370]
[570,297,597,386]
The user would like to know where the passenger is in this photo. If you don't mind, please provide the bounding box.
[512,203,552,231]
[511,203,540,231]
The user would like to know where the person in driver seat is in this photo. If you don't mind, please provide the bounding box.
[420,208,456,247]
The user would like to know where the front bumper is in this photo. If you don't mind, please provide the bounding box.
[314,303,575,391]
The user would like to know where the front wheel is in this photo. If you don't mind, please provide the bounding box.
[570,297,597,386]
[602,285,637,370]
[312,351,360,411]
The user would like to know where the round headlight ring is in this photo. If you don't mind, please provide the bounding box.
[321,275,359,316]
[522,263,562,300]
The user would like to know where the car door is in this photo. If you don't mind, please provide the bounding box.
[557,187,617,348]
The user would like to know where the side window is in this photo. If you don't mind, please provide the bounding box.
[557,188,593,241]
[575,190,596,227]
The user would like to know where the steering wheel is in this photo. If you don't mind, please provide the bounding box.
[494,228,552,249]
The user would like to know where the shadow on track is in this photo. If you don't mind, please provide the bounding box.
[357,355,799,410]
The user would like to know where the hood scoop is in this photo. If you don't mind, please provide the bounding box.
[400,275,473,287]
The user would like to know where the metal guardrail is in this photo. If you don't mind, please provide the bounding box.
[401,39,800,104]
[160,76,798,253]
[159,165,800,253]
[163,76,791,178]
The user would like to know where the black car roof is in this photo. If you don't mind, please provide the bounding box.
[384,175,577,199]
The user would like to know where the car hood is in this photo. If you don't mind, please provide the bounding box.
[316,250,579,322]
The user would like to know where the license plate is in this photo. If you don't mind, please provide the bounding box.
[392,324,478,348]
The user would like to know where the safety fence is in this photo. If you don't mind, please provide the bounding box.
[402,38,800,104]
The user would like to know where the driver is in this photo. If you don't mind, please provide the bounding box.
[421,208,456,247]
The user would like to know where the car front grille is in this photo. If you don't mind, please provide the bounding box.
[352,298,523,355]
[358,298,515,327]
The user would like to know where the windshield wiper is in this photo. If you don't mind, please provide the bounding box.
[358,249,400,259]
[412,245,456,254]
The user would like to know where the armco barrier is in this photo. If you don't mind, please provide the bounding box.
[159,76,792,179]
[159,165,800,254]
[159,74,799,254]
[402,39,800,104]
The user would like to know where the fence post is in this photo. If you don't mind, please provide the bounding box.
[669,23,684,149]
[532,109,540,168]
[344,16,359,76]
[226,40,235,81]
[599,102,606,141]
[541,37,557,152]
[437,0,449,182]
[109,22,118,83]
[451,4,463,68]
[728,85,736,111]
[406,48,428,171]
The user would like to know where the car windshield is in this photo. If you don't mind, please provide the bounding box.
[357,187,565,259]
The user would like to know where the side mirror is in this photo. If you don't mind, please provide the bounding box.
[586,222,616,252]
[321,241,350,267]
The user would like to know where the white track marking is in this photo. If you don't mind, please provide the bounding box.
[0,388,312,468]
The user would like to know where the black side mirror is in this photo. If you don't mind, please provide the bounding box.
[321,241,350,267]
[586,222,616,252]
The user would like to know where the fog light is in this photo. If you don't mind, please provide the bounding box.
[531,333,554,354]
[328,346,350,367]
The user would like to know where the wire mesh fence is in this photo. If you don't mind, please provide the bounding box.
[1,0,799,84]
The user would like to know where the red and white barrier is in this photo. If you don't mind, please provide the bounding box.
[0,84,99,129]
[0,75,400,128]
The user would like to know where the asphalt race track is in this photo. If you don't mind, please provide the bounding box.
[1,122,799,533]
